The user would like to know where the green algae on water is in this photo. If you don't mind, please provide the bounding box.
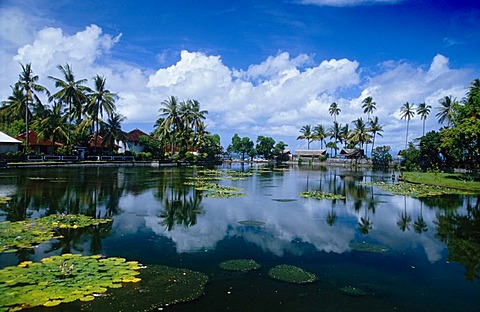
[299,191,345,200]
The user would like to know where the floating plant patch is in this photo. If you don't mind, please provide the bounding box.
[195,182,246,198]
[0,215,111,253]
[299,191,345,200]
[0,196,12,204]
[349,242,389,253]
[81,264,208,311]
[340,286,368,297]
[204,191,246,198]
[238,220,265,227]
[364,182,474,197]
[268,265,316,284]
[219,259,261,272]
[0,254,141,311]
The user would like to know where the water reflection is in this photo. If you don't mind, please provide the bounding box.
[0,166,479,285]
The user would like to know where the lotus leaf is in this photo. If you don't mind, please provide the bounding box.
[80,265,208,311]
[219,259,261,272]
[364,181,474,197]
[238,220,265,227]
[0,215,111,253]
[299,191,345,200]
[0,254,141,311]
[340,286,368,297]
[349,242,388,253]
[204,191,246,198]
[268,265,316,284]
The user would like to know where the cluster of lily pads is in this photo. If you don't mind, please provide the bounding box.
[0,214,111,253]
[365,181,474,197]
[299,191,346,200]
[349,241,389,253]
[0,253,141,311]
[186,180,246,198]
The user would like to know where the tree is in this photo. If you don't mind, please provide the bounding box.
[85,75,117,154]
[100,113,127,153]
[227,134,254,160]
[33,101,69,151]
[436,96,457,127]
[418,131,445,171]
[17,63,50,151]
[400,102,415,150]
[297,124,314,149]
[371,145,393,167]
[362,96,376,121]
[416,102,432,136]
[368,116,383,157]
[0,84,27,124]
[329,102,341,123]
[349,118,370,150]
[157,96,180,154]
[328,121,342,157]
[198,133,223,161]
[256,136,275,159]
[313,124,327,149]
[48,64,88,126]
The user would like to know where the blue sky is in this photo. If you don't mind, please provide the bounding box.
[1,0,479,154]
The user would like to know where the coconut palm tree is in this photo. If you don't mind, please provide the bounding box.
[329,102,341,123]
[340,124,349,149]
[34,101,70,149]
[313,124,327,149]
[0,84,28,123]
[17,63,50,150]
[189,99,208,141]
[362,96,376,121]
[368,116,383,157]
[400,102,415,150]
[328,121,342,157]
[85,75,118,154]
[101,112,127,153]
[416,102,432,136]
[297,124,314,149]
[349,118,370,150]
[48,64,89,125]
[436,96,456,127]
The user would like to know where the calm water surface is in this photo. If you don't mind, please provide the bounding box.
[0,164,478,311]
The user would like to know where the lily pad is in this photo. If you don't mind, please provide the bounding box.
[299,191,345,200]
[80,265,208,311]
[340,285,368,297]
[268,265,316,284]
[0,254,141,311]
[219,259,261,272]
[349,242,389,253]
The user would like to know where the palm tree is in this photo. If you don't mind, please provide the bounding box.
[368,116,383,157]
[101,112,127,153]
[362,96,376,121]
[85,75,118,154]
[436,96,456,127]
[189,99,208,144]
[0,84,27,123]
[400,102,415,150]
[49,64,89,125]
[340,124,349,149]
[329,102,341,123]
[313,124,327,149]
[328,121,342,157]
[34,101,70,149]
[297,124,314,149]
[17,63,50,151]
[416,102,432,136]
[349,118,370,150]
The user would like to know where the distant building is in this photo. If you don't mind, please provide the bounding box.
[16,131,63,155]
[122,129,154,154]
[294,149,327,159]
[339,148,364,159]
[0,131,22,154]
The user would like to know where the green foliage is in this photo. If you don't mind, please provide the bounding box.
[0,215,111,253]
[227,134,255,160]
[0,254,141,311]
[139,135,163,159]
[219,259,261,271]
[340,286,368,297]
[399,141,421,171]
[371,145,392,167]
[268,265,316,284]
[368,181,476,197]
[0,120,25,138]
[299,191,345,200]
[256,135,275,159]
[349,242,389,253]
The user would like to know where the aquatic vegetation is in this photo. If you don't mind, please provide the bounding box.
[204,191,246,198]
[366,181,474,197]
[340,285,368,297]
[219,259,261,272]
[0,254,141,311]
[81,265,208,311]
[195,182,246,198]
[268,265,316,284]
[238,220,265,227]
[0,215,111,253]
[299,191,345,200]
[0,196,12,204]
[349,242,389,253]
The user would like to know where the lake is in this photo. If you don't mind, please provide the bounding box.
[0,164,479,311]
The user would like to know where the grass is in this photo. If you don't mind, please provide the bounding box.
[403,172,480,193]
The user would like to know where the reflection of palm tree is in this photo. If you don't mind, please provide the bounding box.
[159,187,204,231]
[326,208,337,226]
[413,202,428,234]
[358,217,372,234]
[397,196,411,232]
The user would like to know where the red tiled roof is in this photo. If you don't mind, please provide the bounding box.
[16,131,63,147]
[127,129,152,142]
